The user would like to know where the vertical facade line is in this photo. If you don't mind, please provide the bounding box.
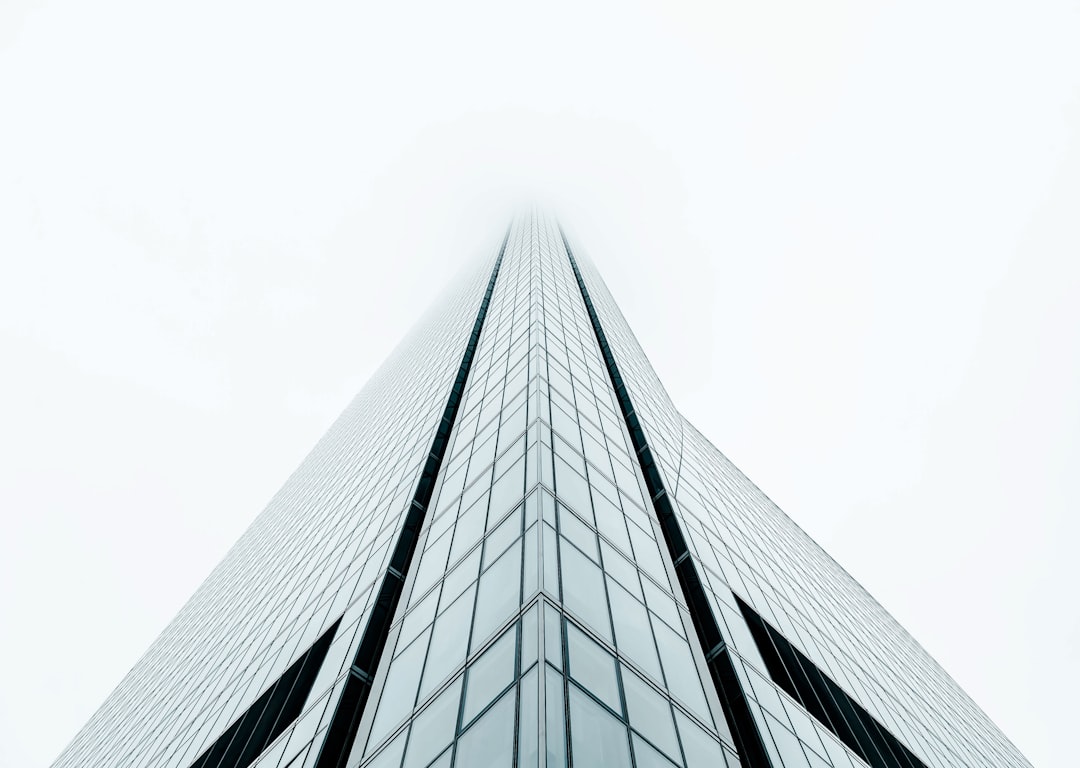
[312,228,511,768]
[55,216,1033,768]
[560,229,774,768]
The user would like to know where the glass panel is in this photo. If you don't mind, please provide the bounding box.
[367,627,430,748]
[471,539,522,650]
[581,432,609,477]
[600,540,643,601]
[521,603,538,670]
[280,743,309,768]
[489,457,525,520]
[354,727,404,768]
[484,505,522,569]
[764,711,808,765]
[545,665,566,768]
[542,524,560,598]
[540,491,556,526]
[540,437,554,488]
[654,619,711,723]
[522,523,538,599]
[524,492,539,528]
[641,578,682,634]
[462,625,516,723]
[632,733,680,768]
[783,697,828,758]
[544,603,563,670]
[593,492,633,555]
[284,692,326,762]
[465,442,494,489]
[560,541,612,642]
[401,676,461,768]
[419,585,475,699]
[567,684,631,766]
[566,622,620,714]
[518,665,540,768]
[454,687,516,768]
[819,731,858,768]
[554,457,590,517]
[550,406,578,447]
[426,749,451,768]
[558,505,598,561]
[494,435,524,478]
[439,547,480,613]
[448,495,487,565]
[399,588,438,649]
[744,664,785,718]
[628,522,667,582]
[411,530,452,600]
[553,434,585,474]
[623,669,680,760]
[589,471,619,514]
[254,736,288,768]
[608,579,663,681]
[676,709,729,768]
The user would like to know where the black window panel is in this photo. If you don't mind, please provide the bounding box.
[563,231,773,768]
[313,229,510,768]
[189,618,340,768]
[735,595,927,768]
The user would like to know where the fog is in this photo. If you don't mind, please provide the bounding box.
[1,1,1077,764]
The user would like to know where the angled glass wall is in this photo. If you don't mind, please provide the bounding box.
[349,216,737,768]
[53,214,1031,768]
[571,233,1031,768]
[52,248,501,768]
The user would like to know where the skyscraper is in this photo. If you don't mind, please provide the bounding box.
[54,214,1030,768]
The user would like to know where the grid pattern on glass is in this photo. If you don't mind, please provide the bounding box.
[549,601,739,768]
[356,594,736,768]
[563,233,776,767]
[353,215,736,768]
[355,601,540,768]
[312,230,509,768]
[737,595,928,768]
[570,231,1032,768]
[52,248,504,768]
[189,620,342,768]
[54,211,1032,768]
[353,222,537,760]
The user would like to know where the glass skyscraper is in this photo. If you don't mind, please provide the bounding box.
[54,214,1031,768]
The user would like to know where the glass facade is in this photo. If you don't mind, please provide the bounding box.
[53,214,1031,768]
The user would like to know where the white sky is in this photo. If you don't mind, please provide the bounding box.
[1,0,1077,765]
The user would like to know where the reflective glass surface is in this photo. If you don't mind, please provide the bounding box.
[55,214,1030,768]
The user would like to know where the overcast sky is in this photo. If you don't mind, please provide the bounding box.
[2,0,1077,765]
